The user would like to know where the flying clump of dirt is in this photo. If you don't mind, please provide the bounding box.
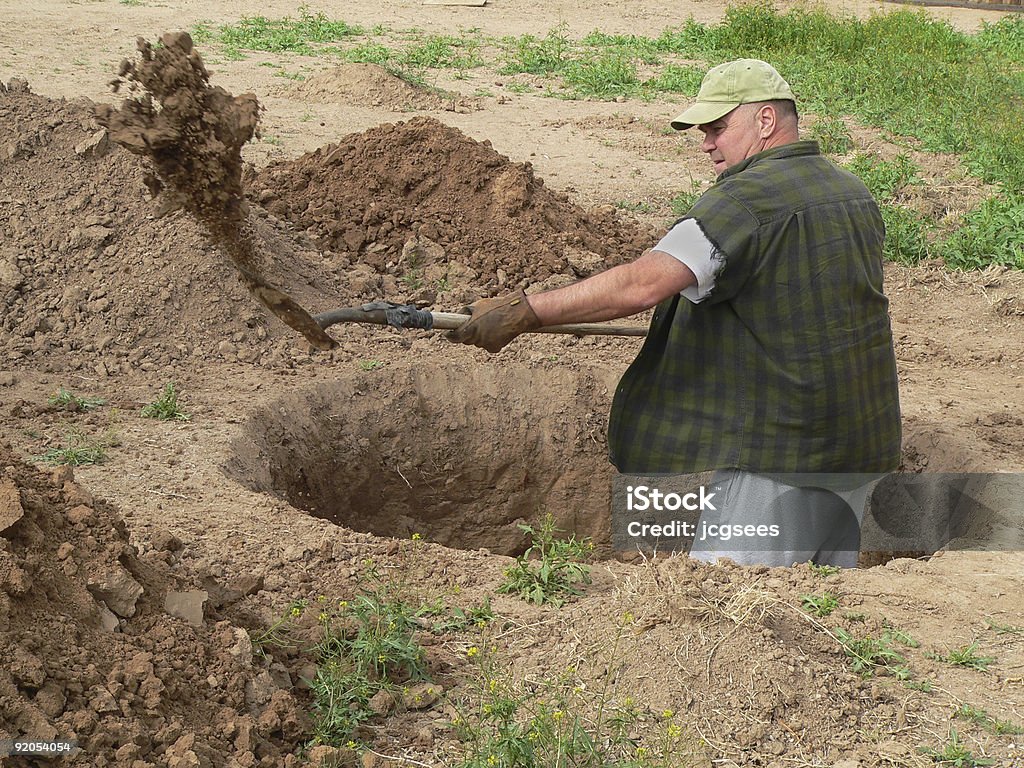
[94,32,336,350]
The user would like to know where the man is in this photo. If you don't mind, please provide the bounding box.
[448,59,901,567]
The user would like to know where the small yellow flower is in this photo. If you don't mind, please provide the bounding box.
[661,708,675,719]
[621,610,635,625]
[411,532,422,541]
[346,740,357,749]
[552,710,564,722]
[488,679,498,693]
[338,600,349,609]
[467,646,480,658]
[378,654,387,664]
[624,696,635,708]
[636,747,649,758]
[487,756,497,766]
[317,594,327,602]
[318,611,329,623]
[667,724,682,739]
[290,606,302,617]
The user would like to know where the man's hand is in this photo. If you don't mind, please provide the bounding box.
[447,289,542,353]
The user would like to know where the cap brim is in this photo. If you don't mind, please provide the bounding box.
[670,101,738,131]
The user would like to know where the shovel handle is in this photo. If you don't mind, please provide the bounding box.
[314,306,647,338]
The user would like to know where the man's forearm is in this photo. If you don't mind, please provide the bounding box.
[528,249,697,325]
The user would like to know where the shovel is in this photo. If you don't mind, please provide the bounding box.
[314,302,648,338]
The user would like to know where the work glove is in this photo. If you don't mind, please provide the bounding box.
[447,289,542,353]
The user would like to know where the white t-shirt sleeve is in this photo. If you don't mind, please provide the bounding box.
[652,218,722,303]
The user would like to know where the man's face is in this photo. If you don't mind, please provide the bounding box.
[697,105,763,175]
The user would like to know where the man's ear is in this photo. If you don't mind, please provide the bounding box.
[757,104,777,138]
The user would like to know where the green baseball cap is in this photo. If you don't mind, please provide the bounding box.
[670,59,795,130]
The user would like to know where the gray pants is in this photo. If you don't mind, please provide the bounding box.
[688,470,883,568]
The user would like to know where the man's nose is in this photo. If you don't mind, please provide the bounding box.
[700,134,715,153]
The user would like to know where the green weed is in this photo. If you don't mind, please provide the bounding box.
[934,194,1024,271]
[809,562,842,577]
[499,25,571,75]
[930,641,995,672]
[498,515,592,607]
[141,382,190,422]
[48,387,105,412]
[37,430,115,466]
[956,703,1024,735]
[358,360,384,371]
[614,200,656,214]
[809,116,853,155]
[562,51,638,99]
[643,64,703,95]
[205,9,362,57]
[985,617,1024,634]
[669,186,702,218]
[402,32,484,71]
[454,616,700,767]
[880,204,931,266]
[801,592,839,617]
[919,727,993,766]
[430,597,495,634]
[904,678,934,692]
[845,153,920,201]
[834,627,909,678]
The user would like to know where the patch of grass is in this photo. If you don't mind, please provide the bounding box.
[401,32,484,71]
[930,641,995,672]
[985,617,1024,635]
[498,515,593,607]
[206,9,363,57]
[919,727,994,766]
[934,193,1024,271]
[669,186,701,218]
[141,382,190,422]
[809,562,842,577]
[834,627,909,678]
[358,360,384,371]
[956,703,1024,735]
[499,25,572,75]
[905,678,934,692]
[614,200,656,214]
[430,597,495,634]
[643,63,704,95]
[801,592,839,617]
[845,152,920,201]
[809,116,853,155]
[37,430,115,466]
[976,14,1024,64]
[48,387,105,412]
[454,616,701,767]
[561,51,638,99]
[880,203,931,266]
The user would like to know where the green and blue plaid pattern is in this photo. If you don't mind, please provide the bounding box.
[608,141,901,473]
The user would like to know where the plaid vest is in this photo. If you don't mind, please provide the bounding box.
[608,141,901,473]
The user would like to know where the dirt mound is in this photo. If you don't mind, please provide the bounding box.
[0,82,353,373]
[250,116,656,292]
[0,441,308,767]
[293,63,475,113]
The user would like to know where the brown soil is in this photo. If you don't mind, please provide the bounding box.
[1,1,1023,766]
